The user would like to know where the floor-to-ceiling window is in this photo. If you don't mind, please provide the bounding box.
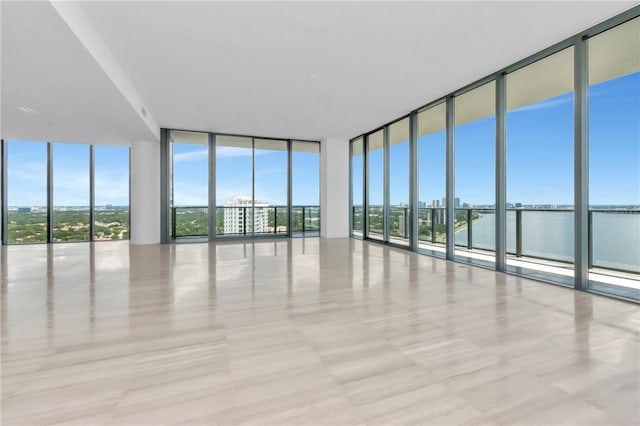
[417,103,447,258]
[388,118,410,246]
[254,139,288,235]
[454,82,496,267]
[52,143,90,242]
[506,48,575,286]
[94,146,130,240]
[348,10,639,302]
[170,130,209,238]
[2,140,129,245]
[292,141,320,236]
[6,140,48,244]
[216,135,254,236]
[587,17,640,300]
[366,130,385,241]
[350,137,364,237]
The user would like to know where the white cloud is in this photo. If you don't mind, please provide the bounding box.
[511,96,572,113]
[173,149,208,163]
[173,146,273,163]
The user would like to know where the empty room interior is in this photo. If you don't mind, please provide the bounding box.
[2,1,640,425]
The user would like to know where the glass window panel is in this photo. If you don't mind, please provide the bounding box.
[94,145,130,241]
[7,140,48,244]
[388,118,410,246]
[351,137,364,237]
[366,130,384,240]
[216,135,253,236]
[52,143,90,242]
[292,141,320,235]
[506,47,574,286]
[417,103,446,257]
[254,139,288,235]
[454,81,496,267]
[171,130,208,238]
[588,17,640,300]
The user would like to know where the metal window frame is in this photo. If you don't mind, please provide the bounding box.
[495,73,507,272]
[349,139,354,237]
[409,112,418,252]
[128,145,132,242]
[363,133,370,238]
[209,133,217,241]
[574,35,589,291]
[89,145,95,240]
[445,96,455,260]
[0,139,7,245]
[46,142,53,243]
[287,139,293,236]
[347,5,639,302]
[251,137,256,237]
[383,126,390,243]
[160,128,170,243]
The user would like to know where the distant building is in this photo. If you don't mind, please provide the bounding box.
[223,197,269,234]
[455,197,461,208]
[515,202,522,208]
[18,207,32,213]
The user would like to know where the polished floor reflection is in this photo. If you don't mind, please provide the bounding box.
[1,239,639,425]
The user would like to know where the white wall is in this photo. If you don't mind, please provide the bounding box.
[130,140,160,244]
[320,138,350,238]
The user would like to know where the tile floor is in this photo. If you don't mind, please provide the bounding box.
[1,238,638,425]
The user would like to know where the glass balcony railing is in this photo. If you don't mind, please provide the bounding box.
[352,205,364,236]
[389,206,409,241]
[171,206,209,238]
[366,206,384,239]
[360,206,639,276]
[589,209,640,273]
[418,207,447,244]
[170,205,320,238]
[291,206,320,233]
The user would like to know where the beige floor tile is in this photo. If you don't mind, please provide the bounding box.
[1,238,638,425]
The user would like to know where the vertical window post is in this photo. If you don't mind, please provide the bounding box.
[574,35,589,291]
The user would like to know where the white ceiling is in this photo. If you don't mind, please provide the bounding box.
[2,1,637,145]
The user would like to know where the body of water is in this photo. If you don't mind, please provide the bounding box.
[455,210,640,273]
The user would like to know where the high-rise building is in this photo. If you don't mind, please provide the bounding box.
[223,196,269,234]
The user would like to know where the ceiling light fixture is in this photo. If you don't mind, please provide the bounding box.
[17,106,37,114]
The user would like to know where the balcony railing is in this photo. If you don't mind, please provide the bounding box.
[170,205,320,238]
[353,205,639,275]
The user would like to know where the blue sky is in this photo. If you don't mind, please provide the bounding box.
[5,72,638,208]
[172,143,320,206]
[6,142,129,206]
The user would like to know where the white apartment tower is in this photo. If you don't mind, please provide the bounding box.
[223,197,269,234]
